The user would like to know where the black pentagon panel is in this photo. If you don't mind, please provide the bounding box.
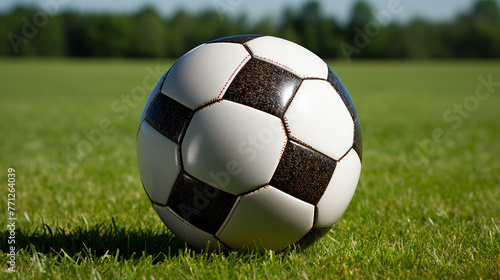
[207,34,263,44]
[353,118,362,162]
[146,93,194,144]
[270,140,336,205]
[327,67,357,121]
[166,172,238,235]
[296,226,332,248]
[223,58,302,118]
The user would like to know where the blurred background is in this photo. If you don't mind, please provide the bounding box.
[1,0,500,59]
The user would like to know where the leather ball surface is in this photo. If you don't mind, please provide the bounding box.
[137,35,362,252]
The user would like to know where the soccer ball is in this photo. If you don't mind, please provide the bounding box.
[136,35,362,252]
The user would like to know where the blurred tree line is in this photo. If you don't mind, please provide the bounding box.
[0,0,499,59]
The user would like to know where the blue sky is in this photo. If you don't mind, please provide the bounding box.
[0,0,492,24]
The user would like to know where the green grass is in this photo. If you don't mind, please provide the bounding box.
[1,58,499,279]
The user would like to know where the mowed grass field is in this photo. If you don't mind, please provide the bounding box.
[0,58,499,279]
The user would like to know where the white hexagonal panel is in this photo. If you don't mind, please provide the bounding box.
[162,43,251,110]
[182,100,287,195]
[284,80,354,161]
[138,72,167,134]
[245,36,328,79]
[137,121,181,205]
[216,186,314,251]
[154,204,222,251]
[315,149,361,228]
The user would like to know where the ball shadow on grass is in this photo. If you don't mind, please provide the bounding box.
[0,218,202,263]
[1,218,316,263]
